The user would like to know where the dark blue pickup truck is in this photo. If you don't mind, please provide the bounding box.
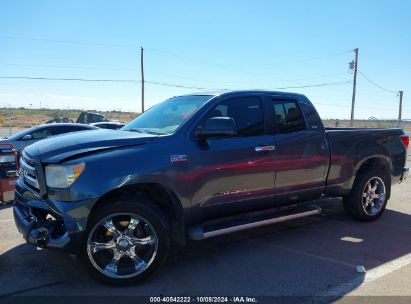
[13,90,409,284]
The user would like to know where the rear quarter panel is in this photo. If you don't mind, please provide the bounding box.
[325,128,406,197]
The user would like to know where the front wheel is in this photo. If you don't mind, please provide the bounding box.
[83,199,170,285]
[343,169,390,221]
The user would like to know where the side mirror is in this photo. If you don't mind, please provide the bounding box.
[196,117,237,139]
[22,134,32,141]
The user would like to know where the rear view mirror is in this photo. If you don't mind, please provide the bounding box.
[22,134,32,141]
[196,117,237,139]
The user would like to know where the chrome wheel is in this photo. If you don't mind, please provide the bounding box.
[361,177,386,216]
[87,213,158,279]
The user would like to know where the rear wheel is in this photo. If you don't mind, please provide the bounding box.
[83,199,170,285]
[343,169,389,221]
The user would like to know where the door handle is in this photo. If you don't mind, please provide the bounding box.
[255,145,276,152]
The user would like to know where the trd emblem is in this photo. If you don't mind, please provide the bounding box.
[170,155,187,163]
[219,188,247,196]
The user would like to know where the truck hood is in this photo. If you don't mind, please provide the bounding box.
[25,129,157,163]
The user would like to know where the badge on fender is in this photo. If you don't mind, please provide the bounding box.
[170,155,187,163]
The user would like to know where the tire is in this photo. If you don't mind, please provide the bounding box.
[343,169,390,222]
[82,198,170,285]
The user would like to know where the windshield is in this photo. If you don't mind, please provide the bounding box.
[122,95,212,135]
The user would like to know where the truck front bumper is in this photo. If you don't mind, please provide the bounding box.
[13,180,98,254]
[400,167,409,183]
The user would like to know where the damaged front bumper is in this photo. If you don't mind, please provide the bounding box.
[13,179,97,254]
[13,200,70,249]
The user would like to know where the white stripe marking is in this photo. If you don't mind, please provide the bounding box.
[317,252,411,297]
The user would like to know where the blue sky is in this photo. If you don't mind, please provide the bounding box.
[0,0,410,119]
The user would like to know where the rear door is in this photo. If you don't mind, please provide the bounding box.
[271,97,329,204]
[187,94,276,222]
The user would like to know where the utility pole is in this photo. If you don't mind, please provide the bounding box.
[141,47,145,113]
[8,104,12,136]
[350,48,359,127]
[398,90,403,126]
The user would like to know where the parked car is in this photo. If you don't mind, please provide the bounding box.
[46,112,110,125]
[0,143,18,203]
[13,90,409,285]
[76,111,110,124]
[90,122,125,130]
[46,117,74,124]
[0,123,98,156]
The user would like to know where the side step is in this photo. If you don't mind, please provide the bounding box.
[188,205,321,240]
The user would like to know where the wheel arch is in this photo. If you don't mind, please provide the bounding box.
[353,156,392,199]
[89,183,186,246]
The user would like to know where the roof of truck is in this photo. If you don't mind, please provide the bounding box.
[177,89,306,98]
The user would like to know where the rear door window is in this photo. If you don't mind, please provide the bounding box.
[51,125,90,135]
[272,100,306,134]
[29,128,53,139]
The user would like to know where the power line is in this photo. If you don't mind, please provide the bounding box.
[146,48,351,82]
[262,50,352,66]
[0,76,138,83]
[0,35,354,83]
[0,75,353,91]
[273,80,352,90]
[358,70,398,94]
[275,72,349,82]
[0,61,350,86]
[0,35,350,68]
[145,81,210,90]
[0,75,214,90]
[146,47,288,81]
[0,35,137,48]
[0,62,136,72]
[145,69,227,85]
[313,102,349,108]
[0,62,274,86]
[314,102,395,111]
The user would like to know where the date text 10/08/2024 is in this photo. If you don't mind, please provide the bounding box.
[149,297,258,303]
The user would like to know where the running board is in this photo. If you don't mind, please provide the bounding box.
[188,205,321,240]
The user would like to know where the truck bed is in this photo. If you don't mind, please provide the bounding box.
[324,127,406,197]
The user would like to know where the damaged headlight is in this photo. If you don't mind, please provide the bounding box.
[45,163,85,189]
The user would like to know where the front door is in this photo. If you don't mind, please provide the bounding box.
[187,95,276,222]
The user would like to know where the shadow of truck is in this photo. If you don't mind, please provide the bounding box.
[0,198,410,301]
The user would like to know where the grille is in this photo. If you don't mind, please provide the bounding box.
[20,154,40,191]
[0,162,17,178]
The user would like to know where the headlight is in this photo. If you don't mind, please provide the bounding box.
[45,163,85,189]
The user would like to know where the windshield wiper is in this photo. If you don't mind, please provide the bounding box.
[126,128,164,135]
[126,128,145,133]
[144,130,164,135]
